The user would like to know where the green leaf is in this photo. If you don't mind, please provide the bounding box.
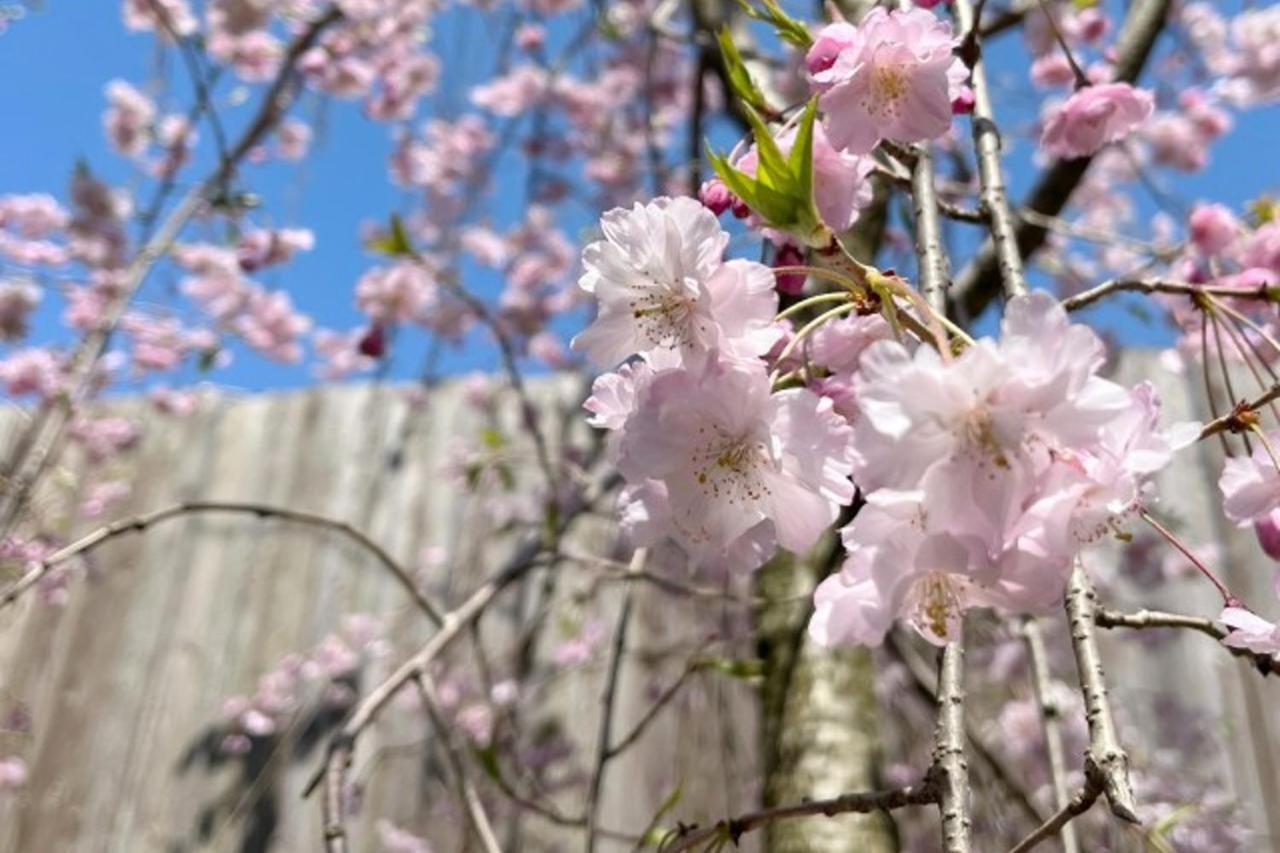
[737,0,812,48]
[365,213,415,257]
[716,28,769,114]
[789,99,818,205]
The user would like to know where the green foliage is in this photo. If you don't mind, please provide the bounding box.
[365,212,415,257]
[716,27,771,115]
[736,0,812,48]
[707,99,831,247]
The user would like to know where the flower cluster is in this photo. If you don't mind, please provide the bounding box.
[577,197,855,572]
[806,7,969,155]
[809,293,1193,646]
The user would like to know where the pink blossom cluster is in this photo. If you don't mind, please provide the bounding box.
[0,193,70,269]
[810,293,1193,646]
[218,615,386,755]
[578,197,856,571]
[173,242,314,362]
[806,8,969,155]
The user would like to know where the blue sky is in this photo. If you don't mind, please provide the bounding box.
[0,1,1277,392]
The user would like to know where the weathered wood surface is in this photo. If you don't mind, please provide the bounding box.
[0,350,1276,852]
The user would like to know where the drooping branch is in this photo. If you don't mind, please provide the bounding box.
[656,781,937,853]
[0,499,441,624]
[932,634,973,853]
[1096,607,1277,676]
[953,0,1027,300]
[1063,566,1141,823]
[0,6,344,543]
[1021,617,1079,853]
[314,472,617,852]
[414,675,503,853]
[583,547,646,853]
[952,0,1174,320]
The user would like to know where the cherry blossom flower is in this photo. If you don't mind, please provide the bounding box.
[807,8,969,155]
[571,197,780,368]
[1219,607,1280,658]
[1040,83,1154,159]
[1219,432,1280,526]
[103,80,155,158]
[613,356,855,565]
[1189,203,1240,256]
[811,292,1185,646]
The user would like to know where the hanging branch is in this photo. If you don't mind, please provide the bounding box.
[932,633,973,853]
[313,472,617,852]
[1063,566,1141,823]
[414,675,503,853]
[0,499,441,624]
[656,781,937,853]
[951,0,1174,320]
[582,547,647,853]
[1022,617,1079,853]
[0,6,345,544]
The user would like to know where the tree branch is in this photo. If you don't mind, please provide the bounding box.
[1064,566,1140,824]
[952,0,1174,320]
[0,499,441,624]
[657,781,937,853]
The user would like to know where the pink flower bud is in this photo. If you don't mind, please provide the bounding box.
[1189,204,1239,256]
[773,243,807,295]
[950,87,976,114]
[698,178,733,216]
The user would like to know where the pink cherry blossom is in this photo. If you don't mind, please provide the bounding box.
[1189,204,1240,256]
[103,80,155,158]
[571,197,780,368]
[613,356,855,565]
[807,8,968,155]
[1219,432,1280,526]
[1041,83,1154,159]
[1219,607,1280,658]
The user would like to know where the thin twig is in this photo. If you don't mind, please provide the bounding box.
[1062,278,1274,312]
[314,473,617,852]
[1006,784,1100,853]
[583,547,646,853]
[414,675,502,853]
[656,781,937,853]
[1022,617,1079,853]
[0,499,441,624]
[1096,608,1277,676]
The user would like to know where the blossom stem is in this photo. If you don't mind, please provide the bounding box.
[1247,425,1280,477]
[771,264,862,294]
[1034,0,1092,89]
[768,302,857,385]
[1139,510,1237,605]
[775,291,852,323]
